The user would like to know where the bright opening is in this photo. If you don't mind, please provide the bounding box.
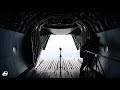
[40,34,81,60]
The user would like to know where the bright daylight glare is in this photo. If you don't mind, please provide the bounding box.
[37,35,81,61]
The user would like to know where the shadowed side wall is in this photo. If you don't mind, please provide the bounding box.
[0,28,33,78]
[96,28,120,78]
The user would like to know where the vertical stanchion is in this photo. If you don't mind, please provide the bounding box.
[59,47,62,78]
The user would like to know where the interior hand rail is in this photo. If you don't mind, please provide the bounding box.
[85,50,120,63]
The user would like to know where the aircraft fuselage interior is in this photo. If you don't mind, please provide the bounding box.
[0,8,120,78]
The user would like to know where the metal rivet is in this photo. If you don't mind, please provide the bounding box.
[36,26,38,29]
[95,54,97,57]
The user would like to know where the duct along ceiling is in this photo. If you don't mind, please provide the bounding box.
[0,8,120,51]
[1,8,120,34]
